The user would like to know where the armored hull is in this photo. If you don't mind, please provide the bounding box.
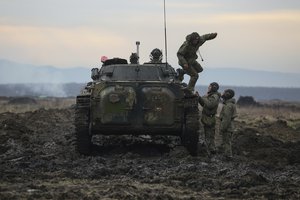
[75,60,200,155]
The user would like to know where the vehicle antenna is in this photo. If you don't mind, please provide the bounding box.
[163,0,168,64]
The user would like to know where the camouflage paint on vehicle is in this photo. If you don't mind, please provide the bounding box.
[75,59,200,155]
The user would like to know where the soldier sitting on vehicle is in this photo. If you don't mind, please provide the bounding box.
[149,48,163,63]
[130,53,139,64]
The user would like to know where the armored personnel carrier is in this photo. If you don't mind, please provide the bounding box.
[75,56,200,156]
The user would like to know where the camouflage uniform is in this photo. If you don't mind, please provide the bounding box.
[219,98,237,157]
[198,91,221,153]
[177,32,217,91]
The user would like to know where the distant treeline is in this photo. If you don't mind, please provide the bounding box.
[196,85,300,102]
[0,83,299,102]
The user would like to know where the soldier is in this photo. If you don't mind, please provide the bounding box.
[219,89,237,158]
[150,48,163,63]
[129,53,139,64]
[196,82,221,154]
[177,32,217,93]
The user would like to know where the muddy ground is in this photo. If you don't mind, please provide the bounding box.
[0,99,300,199]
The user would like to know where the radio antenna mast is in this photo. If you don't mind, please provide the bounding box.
[163,0,168,64]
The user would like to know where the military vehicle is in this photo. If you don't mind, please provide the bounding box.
[75,54,200,156]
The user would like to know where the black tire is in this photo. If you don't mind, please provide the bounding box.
[181,107,200,156]
[75,95,92,155]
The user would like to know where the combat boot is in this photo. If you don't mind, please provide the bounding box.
[176,68,185,82]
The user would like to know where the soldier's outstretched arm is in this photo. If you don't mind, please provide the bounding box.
[198,97,205,107]
[202,33,217,41]
[202,95,219,109]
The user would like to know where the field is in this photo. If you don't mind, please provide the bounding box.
[0,97,300,199]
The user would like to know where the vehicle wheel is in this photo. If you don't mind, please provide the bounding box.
[75,95,92,155]
[181,107,200,156]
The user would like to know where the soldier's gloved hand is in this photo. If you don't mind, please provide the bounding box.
[195,91,200,97]
[183,64,189,69]
[211,33,218,39]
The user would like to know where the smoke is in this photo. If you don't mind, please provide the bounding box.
[0,59,90,84]
[26,83,67,97]
[0,83,85,97]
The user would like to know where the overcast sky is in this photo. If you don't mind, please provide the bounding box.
[0,0,300,74]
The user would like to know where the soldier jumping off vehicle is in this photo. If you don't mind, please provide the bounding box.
[149,48,163,63]
[219,89,237,159]
[196,82,221,154]
[177,32,217,93]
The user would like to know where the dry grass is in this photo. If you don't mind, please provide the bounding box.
[235,104,300,142]
[211,102,300,144]
[1,97,300,124]
[0,97,75,113]
[237,106,300,121]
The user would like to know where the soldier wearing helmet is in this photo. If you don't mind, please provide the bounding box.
[129,53,139,64]
[177,32,217,93]
[149,48,163,63]
[219,89,237,159]
[196,82,221,154]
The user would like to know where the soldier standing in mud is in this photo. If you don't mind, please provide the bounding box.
[196,82,221,154]
[177,32,217,93]
[219,89,237,158]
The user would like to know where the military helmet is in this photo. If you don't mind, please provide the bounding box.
[209,82,219,92]
[190,32,200,40]
[150,48,163,62]
[223,89,235,99]
[130,53,139,64]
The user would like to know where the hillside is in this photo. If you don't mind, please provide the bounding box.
[0,59,90,83]
[1,59,300,87]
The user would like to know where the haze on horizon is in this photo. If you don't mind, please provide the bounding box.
[0,0,300,76]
